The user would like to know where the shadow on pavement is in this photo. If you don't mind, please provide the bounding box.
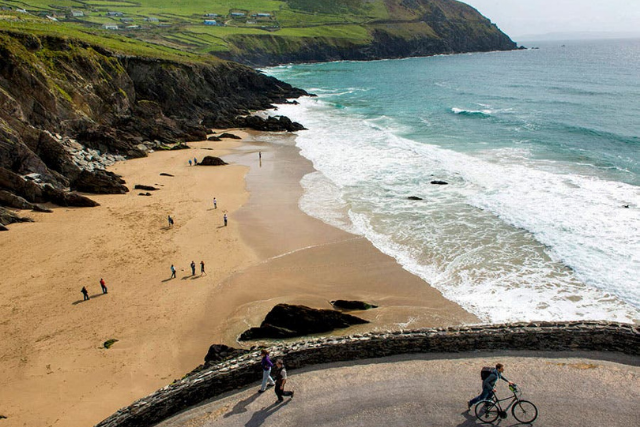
[245,400,289,427]
[223,392,261,418]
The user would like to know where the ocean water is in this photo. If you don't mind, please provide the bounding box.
[265,39,640,324]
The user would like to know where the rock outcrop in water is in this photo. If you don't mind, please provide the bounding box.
[0,31,307,221]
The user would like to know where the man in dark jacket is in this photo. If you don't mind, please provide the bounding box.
[273,359,294,402]
[468,363,513,409]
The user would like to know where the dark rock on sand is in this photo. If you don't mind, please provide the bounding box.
[218,133,242,140]
[0,207,34,228]
[207,136,222,141]
[431,180,448,185]
[73,170,129,194]
[168,144,190,151]
[134,184,158,191]
[198,156,228,166]
[331,300,379,310]
[407,196,423,201]
[239,303,369,341]
[204,344,250,364]
[138,192,152,196]
[159,173,174,177]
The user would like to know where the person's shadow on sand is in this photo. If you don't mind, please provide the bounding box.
[244,400,289,427]
[72,293,106,305]
[223,393,261,418]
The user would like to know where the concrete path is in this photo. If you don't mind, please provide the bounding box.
[157,351,639,427]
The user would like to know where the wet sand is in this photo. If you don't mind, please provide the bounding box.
[0,131,476,427]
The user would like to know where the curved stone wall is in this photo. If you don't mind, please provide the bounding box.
[95,321,639,427]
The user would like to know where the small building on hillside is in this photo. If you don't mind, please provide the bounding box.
[103,24,118,30]
[145,16,159,22]
[230,12,245,18]
[126,25,140,30]
[106,11,123,17]
[257,13,271,18]
[204,13,219,17]
[203,20,218,26]
[120,17,133,23]
[70,10,84,17]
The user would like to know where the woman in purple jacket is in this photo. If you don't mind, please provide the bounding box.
[259,349,276,393]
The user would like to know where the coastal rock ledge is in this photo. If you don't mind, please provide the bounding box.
[95,321,638,427]
[239,303,369,340]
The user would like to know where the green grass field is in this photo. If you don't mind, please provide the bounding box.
[0,0,384,55]
[0,1,503,62]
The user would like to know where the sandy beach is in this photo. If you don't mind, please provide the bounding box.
[0,131,476,427]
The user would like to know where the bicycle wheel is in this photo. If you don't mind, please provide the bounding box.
[475,400,499,423]
[512,400,538,424]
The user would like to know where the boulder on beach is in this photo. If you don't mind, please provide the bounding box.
[207,136,222,141]
[204,344,249,364]
[330,300,378,311]
[239,303,369,341]
[159,173,174,177]
[134,184,158,191]
[431,180,448,185]
[218,133,242,140]
[198,156,228,166]
[407,196,423,201]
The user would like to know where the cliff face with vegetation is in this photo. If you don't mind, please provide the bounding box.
[216,0,518,66]
[0,30,305,219]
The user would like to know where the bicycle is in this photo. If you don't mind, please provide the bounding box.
[474,384,538,424]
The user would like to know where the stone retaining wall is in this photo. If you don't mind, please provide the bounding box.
[95,321,639,427]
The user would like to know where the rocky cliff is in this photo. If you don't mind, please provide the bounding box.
[0,30,306,223]
[217,0,518,66]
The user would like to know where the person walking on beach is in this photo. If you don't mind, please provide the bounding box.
[168,215,174,227]
[258,349,276,393]
[213,197,217,209]
[193,157,198,165]
[273,359,294,402]
[200,261,206,276]
[468,363,513,410]
[259,151,262,160]
[223,213,228,227]
[170,264,176,279]
[81,286,90,301]
[190,261,196,276]
[188,159,192,166]
[99,278,108,294]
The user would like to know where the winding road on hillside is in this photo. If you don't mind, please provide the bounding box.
[156,351,639,427]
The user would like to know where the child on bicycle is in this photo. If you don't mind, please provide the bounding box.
[468,363,514,410]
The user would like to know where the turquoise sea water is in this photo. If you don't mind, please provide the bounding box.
[266,39,640,324]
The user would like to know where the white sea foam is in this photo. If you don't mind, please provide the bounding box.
[275,96,640,324]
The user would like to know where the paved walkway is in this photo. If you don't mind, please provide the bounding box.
[157,351,639,427]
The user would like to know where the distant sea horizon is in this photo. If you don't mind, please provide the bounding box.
[265,38,639,325]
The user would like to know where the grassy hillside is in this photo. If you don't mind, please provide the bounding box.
[0,0,516,65]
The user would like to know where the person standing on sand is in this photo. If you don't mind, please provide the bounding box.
[200,261,206,276]
[193,157,198,165]
[259,151,262,160]
[223,213,228,227]
[468,363,513,410]
[213,197,217,209]
[189,159,192,166]
[81,286,90,301]
[258,349,276,393]
[168,215,174,227]
[99,278,108,294]
[273,359,294,402]
[170,264,176,279]
[190,261,196,276]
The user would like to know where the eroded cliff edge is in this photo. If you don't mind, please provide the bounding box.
[0,30,306,217]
